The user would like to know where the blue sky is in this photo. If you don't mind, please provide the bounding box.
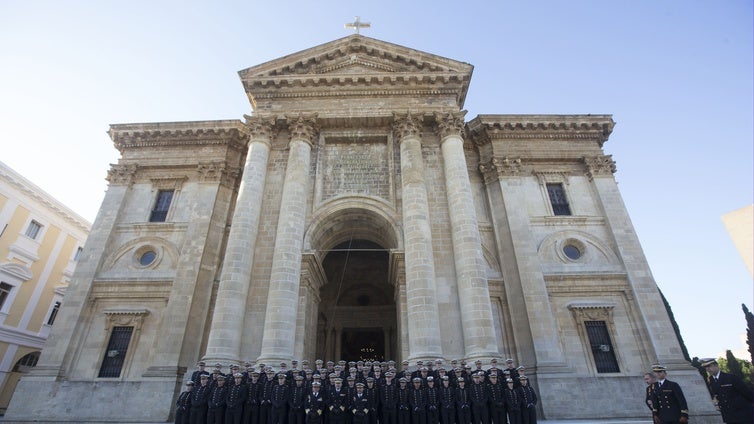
[1,1,751,361]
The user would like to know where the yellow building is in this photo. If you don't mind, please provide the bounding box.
[0,160,89,413]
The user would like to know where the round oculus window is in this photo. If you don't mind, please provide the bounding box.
[139,250,157,266]
[563,245,581,260]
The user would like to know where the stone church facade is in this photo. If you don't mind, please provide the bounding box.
[6,35,717,422]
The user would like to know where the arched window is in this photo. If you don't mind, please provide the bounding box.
[12,351,40,372]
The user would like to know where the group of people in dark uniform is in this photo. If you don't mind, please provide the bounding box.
[175,357,538,424]
[644,361,753,424]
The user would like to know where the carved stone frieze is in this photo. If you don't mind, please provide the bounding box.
[197,162,241,187]
[478,157,523,183]
[103,308,149,331]
[392,113,423,141]
[109,121,248,153]
[286,114,319,145]
[568,303,614,322]
[583,155,617,180]
[434,110,467,140]
[106,164,138,186]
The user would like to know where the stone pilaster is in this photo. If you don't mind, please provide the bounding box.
[480,158,567,369]
[393,113,443,361]
[203,116,274,363]
[24,165,135,380]
[435,111,499,360]
[257,114,317,364]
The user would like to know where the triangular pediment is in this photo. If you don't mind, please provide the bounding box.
[238,35,474,111]
[239,34,471,78]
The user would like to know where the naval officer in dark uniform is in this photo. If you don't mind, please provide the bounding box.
[650,365,689,424]
[702,358,753,424]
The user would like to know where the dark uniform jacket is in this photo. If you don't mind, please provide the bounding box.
[651,379,689,422]
[409,387,427,412]
[305,390,326,414]
[516,385,537,408]
[398,386,411,411]
[190,384,212,409]
[455,386,471,411]
[379,383,399,411]
[469,383,488,407]
[226,383,248,409]
[289,384,307,411]
[352,392,371,420]
[246,380,261,409]
[209,385,229,409]
[176,390,191,413]
[503,386,521,412]
[439,386,456,411]
[645,384,656,410]
[272,383,291,408]
[708,371,754,423]
[327,386,350,415]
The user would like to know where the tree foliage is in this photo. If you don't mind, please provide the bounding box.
[718,352,753,390]
[658,287,691,361]
[743,304,754,364]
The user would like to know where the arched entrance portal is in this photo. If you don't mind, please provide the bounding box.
[316,239,396,361]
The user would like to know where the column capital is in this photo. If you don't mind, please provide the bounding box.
[286,113,319,146]
[243,114,277,143]
[583,155,617,180]
[106,163,138,186]
[392,112,423,142]
[434,110,467,141]
[478,157,523,184]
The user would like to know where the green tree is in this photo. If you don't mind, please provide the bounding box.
[659,287,691,361]
[743,304,754,364]
[718,353,753,390]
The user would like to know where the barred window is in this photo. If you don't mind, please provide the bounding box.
[98,326,134,378]
[584,320,619,373]
[25,220,42,239]
[0,282,13,310]
[74,247,84,261]
[546,183,571,216]
[46,301,61,326]
[149,190,174,222]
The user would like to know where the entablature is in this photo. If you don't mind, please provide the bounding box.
[109,120,248,153]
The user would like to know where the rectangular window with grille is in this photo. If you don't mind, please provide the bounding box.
[149,190,174,222]
[546,183,571,216]
[584,320,619,373]
[0,282,13,310]
[98,326,133,378]
[46,301,61,325]
[74,247,83,261]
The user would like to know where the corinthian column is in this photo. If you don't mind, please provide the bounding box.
[204,116,275,363]
[257,114,317,364]
[393,113,443,361]
[435,111,499,360]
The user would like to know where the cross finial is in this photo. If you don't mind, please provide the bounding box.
[344,16,370,34]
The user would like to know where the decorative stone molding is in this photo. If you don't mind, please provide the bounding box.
[583,155,617,180]
[150,177,187,190]
[243,115,277,142]
[434,110,467,140]
[103,308,150,332]
[567,303,615,322]
[535,172,571,188]
[109,120,248,153]
[286,114,319,146]
[197,162,241,188]
[106,164,138,186]
[392,113,423,141]
[478,157,523,183]
[467,115,615,146]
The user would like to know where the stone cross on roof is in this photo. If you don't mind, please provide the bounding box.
[344,16,370,34]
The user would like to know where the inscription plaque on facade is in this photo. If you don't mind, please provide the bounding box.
[322,139,389,200]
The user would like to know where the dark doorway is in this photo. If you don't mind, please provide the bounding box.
[341,328,385,362]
